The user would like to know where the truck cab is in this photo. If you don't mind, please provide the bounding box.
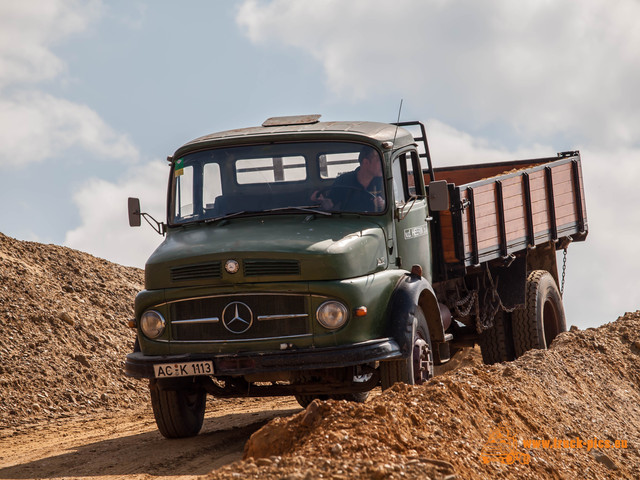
[125,116,446,437]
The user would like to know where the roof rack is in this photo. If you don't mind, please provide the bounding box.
[392,121,435,181]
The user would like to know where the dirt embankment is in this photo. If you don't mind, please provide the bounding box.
[0,232,147,434]
[208,316,640,479]
[1,232,640,479]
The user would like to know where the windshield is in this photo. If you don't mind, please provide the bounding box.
[170,142,386,225]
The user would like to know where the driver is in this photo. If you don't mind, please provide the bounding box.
[311,147,385,212]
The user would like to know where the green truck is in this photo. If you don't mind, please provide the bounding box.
[125,115,588,438]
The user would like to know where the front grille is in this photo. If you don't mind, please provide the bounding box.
[170,294,309,341]
[170,262,222,282]
[244,259,300,276]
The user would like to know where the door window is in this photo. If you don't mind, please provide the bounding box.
[393,150,424,204]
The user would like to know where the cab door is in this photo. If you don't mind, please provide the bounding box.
[392,150,433,282]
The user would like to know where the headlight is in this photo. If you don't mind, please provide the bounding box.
[140,310,166,339]
[316,301,348,329]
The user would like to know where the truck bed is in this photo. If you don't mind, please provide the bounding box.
[426,152,588,277]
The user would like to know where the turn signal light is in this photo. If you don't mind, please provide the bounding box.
[354,306,367,317]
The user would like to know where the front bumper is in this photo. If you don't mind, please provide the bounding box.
[124,337,401,379]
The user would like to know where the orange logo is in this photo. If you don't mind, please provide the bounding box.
[480,427,531,465]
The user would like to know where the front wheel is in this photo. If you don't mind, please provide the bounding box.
[380,307,433,390]
[149,379,206,438]
[512,270,566,357]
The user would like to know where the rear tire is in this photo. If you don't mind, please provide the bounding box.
[380,307,433,390]
[479,310,515,364]
[149,379,206,438]
[513,270,566,357]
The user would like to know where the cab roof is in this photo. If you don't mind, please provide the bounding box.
[173,115,415,158]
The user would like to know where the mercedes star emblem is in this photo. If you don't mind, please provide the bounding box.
[221,301,253,334]
[225,259,239,274]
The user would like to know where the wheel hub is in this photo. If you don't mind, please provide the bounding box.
[413,338,432,384]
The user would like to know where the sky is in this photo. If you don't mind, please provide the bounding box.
[1,0,639,330]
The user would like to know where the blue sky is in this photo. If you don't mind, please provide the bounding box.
[1,0,639,329]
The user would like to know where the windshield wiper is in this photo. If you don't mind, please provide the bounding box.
[262,206,332,216]
[204,211,249,224]
[202,206,331,225]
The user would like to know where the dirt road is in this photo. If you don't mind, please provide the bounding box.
[0,397,301,480]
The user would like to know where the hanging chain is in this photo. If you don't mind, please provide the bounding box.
[560,247,568,297]
[450,289,478,318]
[446,267,518,334]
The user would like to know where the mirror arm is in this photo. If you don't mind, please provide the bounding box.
[140,211,166,235]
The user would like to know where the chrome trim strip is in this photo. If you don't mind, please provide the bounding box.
[257,313,308,321]
[155,292,317,308]
[171,333,312,344]
[172,317,219,325]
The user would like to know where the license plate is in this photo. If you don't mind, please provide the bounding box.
[153,361,214,378]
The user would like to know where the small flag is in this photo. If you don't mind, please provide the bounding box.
[174,157,184,177]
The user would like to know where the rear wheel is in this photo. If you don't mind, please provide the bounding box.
[479,310,515,364]
[149,379,206,438]
[512,270,566,357]
[380,307,433,390]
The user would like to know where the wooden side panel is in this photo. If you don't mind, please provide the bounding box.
[460,177,528,263]
[472,183,500,253]
[552,162,578,235]
[460,188,471,261]
[528,170,550,241]
[439,209,458,263]
[578,161,588,226]
[501,176,527,246]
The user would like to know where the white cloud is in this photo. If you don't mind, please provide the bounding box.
[563,148,640,327]
[0,0,137,167]
[0,91,138,165]
[0,0,101,88]
[425,119,551,166]
[237,0,640,148]
[64,161,168,268]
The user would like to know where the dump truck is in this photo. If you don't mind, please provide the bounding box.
[125,115,588,438]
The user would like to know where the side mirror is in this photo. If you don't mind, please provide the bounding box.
[427,180,450,212]
[128,197,141,227]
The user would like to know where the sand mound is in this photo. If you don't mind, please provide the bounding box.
[208,313,640,479]
[0,232,145,435]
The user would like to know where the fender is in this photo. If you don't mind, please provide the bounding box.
[386,273,446,361]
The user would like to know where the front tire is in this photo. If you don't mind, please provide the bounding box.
[512,270,566,357]
[380,307,434,390]
[149,379,206,438]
